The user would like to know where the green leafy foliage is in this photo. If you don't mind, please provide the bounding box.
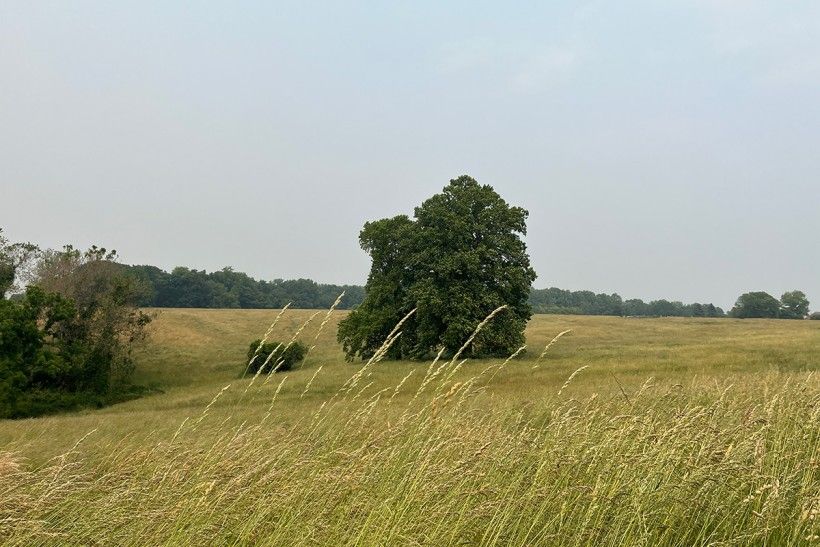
[124,265,364,310]
[338,176,536,360]
[728,290,813,319]
[530,288,725,317]
[245,340,307,374]
[0,229,14,298]
[0,244,151,418]
[120,258,731,318]
[0,262,12,300]
[0,287,142,418]
[730,291,781,318]
[779,290,810,319]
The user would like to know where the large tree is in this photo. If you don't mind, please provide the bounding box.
[730,291,780,318]
[33,245,152,388]
[338,176,536,360]
[779,290,809,319]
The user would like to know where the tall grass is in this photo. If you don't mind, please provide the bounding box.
[0,308,818,545]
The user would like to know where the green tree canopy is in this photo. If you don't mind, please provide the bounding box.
[779,290,809,319]
[123,264,364,310]
[730,291,780,318]
[0,243,151,418]
[338,176,536,360]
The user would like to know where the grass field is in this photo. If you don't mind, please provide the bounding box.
[1,309,818,545]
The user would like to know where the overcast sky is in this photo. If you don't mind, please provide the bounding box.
[1,1,818,310]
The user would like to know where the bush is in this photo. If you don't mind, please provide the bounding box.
[810,312,820,320]
[245,340,307,374]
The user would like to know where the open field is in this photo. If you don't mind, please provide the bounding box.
[1,309,819,545]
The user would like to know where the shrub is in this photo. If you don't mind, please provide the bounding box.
[245,340,307,374]
[810,312,820,320]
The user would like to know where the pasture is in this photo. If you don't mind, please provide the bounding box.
[1,309,818,545]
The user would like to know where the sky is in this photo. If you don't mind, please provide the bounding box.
[1,1,818,310]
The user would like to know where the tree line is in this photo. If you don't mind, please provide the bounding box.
[124,265,365,310]
[10,244,811,323]
[529,287,726,317]
[122,266,816,320]
[123,265,731,318]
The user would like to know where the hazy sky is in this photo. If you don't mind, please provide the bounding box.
[2,1,818,310]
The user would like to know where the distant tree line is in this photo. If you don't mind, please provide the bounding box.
[529,287,725,317]
[124,265,365,310]
[123,263,738,319]
[122,264,817,322]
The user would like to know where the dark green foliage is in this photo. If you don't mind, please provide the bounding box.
[338,176,536,361]
[35,246,152,384]
[779,290,809,319]
[0,286,148,418]
[0,229,15,298]
[120,256,726,320]
[0,244,151,419]
[530,288,624,316]
[530,288,724,318]
[730,292,781,318]
[0,262,12,299]
[125,265,364,310]
[245,340,307,374]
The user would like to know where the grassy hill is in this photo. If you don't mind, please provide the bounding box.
[1,310,818,545]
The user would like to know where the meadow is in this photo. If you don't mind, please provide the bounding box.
[0,309,818,545]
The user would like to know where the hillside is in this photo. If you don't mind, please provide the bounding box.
[2,310,816,460]
[1,310,818,545]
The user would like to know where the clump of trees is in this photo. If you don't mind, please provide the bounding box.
[0,230,150,418]
[125,265,364,310]
[529,287,725,317]
[245,340,307,374]
[729,290,811,319]
[338,176,536,360]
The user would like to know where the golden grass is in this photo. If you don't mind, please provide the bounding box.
[0,309,818,545]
